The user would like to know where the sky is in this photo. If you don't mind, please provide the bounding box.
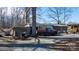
[69,7,79,23]
[36,7,79,24]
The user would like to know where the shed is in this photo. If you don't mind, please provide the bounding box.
[12,27,32,38]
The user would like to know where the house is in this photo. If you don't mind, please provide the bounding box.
[53,24,67,33]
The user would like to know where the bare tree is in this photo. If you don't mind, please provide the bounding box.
[10,7,24,27]
[37,7,43,20]
[0,7,7,28]
[63,7,72,24]
[0,7,35,28]
[48,7,72,24]
[36,7,47,23]
[25,7,31,24]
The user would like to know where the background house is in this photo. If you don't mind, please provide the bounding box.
[53,24,67,33]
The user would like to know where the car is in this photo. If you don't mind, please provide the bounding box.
[37,26,58,36]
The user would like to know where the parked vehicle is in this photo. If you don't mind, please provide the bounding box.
[37,26,58,36]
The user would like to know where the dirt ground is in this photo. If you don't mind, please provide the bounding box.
[0,36,56,51]
[0,34,79,51]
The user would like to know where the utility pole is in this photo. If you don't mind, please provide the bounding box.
[32,7,36,36]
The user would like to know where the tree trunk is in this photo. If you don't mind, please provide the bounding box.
[32,7,36,36]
